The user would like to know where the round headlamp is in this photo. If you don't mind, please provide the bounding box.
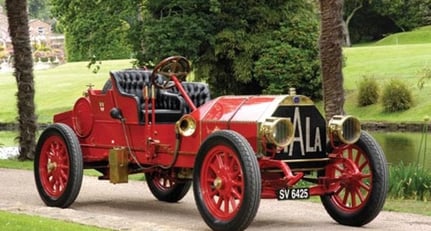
[261,117,294,147]
[328,115,361,144]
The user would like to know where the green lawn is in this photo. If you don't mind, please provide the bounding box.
[374,25,431,46]
[341,26,431,121]
[0,210,108,231]
[342,43,431,122]
[0,59,133,123]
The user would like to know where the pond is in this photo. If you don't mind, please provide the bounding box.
[369,131,431,169]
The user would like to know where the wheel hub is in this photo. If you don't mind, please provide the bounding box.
[47,159,57,173]
[213,177,223,189]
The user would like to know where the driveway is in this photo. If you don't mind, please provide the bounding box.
[1,168,431,230]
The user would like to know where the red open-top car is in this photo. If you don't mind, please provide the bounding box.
[34,56,388,231]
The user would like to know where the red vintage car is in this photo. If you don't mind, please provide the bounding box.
[34,56,388,231]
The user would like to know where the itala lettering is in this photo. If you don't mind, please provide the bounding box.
[285,107,322,156]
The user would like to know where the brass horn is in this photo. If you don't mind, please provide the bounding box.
[176,115,197,137]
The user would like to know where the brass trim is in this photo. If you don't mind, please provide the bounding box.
[176,115,197,137]
[260,117,294,147]
[328,115,361,144]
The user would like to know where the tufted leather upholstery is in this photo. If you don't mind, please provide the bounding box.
[111,70,152,103]
[167,82,211,113]
[109,69,211,122]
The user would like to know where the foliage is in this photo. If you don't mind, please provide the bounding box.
[254,2,321,98]
[50,1,133,61]
[389,162,431,201]
[139,0,321,98]
[357,76,379,106]
[28,0,50,20]
[345,0,431,44]
[417,66,431,90]
[135,0,214,67]
[381,79,413,112]
[87,55,101,74]
[374,0,431,32]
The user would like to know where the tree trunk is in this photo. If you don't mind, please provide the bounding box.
[6,0,37,160]
[343,2,363,47]
[319,0,345,121]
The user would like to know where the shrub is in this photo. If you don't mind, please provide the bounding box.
[357,76,380,106]
[389,162,431,201]
[381,79,413,112]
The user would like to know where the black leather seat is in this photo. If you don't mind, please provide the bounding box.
[167,82,211,113]
[110,70,211,123]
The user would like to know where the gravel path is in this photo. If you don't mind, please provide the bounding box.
[1,168,431,231]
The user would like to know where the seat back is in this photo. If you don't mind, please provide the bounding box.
[110,70,153,105]
[168,82,211,113]
[110,70,211,121]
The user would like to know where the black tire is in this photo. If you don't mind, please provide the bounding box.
[320,131,389,226]
[34,123,84,208]
[145,171,191,203]
[193,130,261,231]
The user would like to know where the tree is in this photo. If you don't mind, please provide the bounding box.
[50,0,133,61]
[374,0,431,31]
[6,0,37,160]
[319,0,345,120]
[342,0,368,47]
[139,0,321,98]
[28,0,50,20]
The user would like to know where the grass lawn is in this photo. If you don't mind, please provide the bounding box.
[0,210,108,231]
[0,59,133,123]
[342,25,431,122]
[342,43,431,122]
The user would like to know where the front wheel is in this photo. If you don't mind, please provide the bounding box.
[34,123,83,208]
[320,131,388,226]
[193,130,261,231]
[145,170,191,203]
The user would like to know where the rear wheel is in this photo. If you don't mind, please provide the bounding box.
[145,170,191,203]
[34,123,83,208]
[320,131,388,226]
[193,130,261,231]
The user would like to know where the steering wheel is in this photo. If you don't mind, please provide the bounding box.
[151,56,191,89]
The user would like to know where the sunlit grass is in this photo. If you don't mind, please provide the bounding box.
[374,26,431,46]
[0,210,108,231]
[0,59,134,123]
[342,43,431,122]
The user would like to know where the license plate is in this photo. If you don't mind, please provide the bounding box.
[277,188,310,200]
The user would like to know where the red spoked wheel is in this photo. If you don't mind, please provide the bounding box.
[145,170,191,203]
[193,130,261,231]
[321,131,388,226]
[34,123,83,208]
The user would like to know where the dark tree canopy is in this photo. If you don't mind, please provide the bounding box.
[50,0,133,61]
[138,0,321,98]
